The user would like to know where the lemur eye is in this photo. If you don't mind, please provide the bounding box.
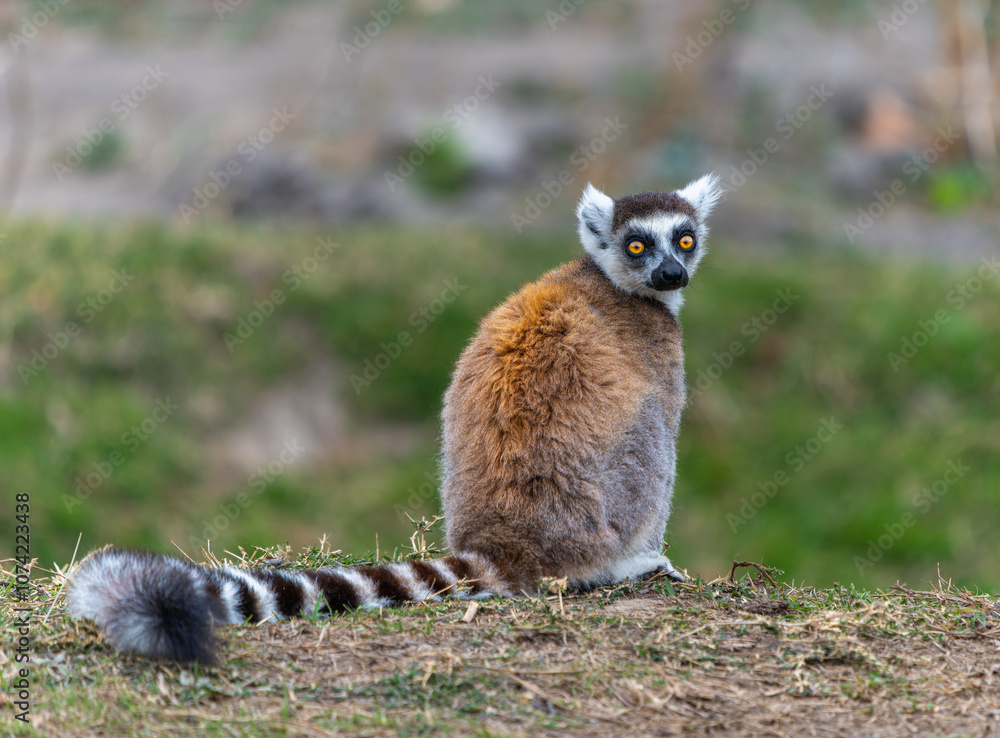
[627,240,645,255]
[678,234,695,251]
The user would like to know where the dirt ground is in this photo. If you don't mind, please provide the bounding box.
[22,570,1000,737]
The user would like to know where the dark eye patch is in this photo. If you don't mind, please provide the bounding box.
[672,220,696,240]
[621,229,656,255]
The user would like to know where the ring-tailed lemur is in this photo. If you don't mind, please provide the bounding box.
[68,174,723,663]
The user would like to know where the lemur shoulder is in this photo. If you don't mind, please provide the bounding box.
[67,174,723,663]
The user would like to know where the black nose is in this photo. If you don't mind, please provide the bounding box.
[651,258,688,291]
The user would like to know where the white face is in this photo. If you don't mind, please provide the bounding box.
[575,174,722,313]
[601,212,701,298]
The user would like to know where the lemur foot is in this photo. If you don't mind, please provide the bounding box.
[638,559,686,583]
[663,565,686,583]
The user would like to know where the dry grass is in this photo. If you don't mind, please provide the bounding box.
[3,547,999,737]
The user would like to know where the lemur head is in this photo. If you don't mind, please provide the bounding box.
[576,174,722,312]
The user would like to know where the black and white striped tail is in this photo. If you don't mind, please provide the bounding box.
[66,547,509,663]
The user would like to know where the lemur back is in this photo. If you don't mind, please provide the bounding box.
[67,174,722,663]
[442,258,686,591]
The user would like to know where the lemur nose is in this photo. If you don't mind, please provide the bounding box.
[651,259,688,291]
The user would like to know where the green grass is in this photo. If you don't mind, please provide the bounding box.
[3,549,998,736]
[1,217,998,590]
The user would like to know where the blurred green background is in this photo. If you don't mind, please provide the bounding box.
[1,0,998,589]
[4,219,998,589]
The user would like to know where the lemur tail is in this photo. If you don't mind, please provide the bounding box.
[66,546,510,663]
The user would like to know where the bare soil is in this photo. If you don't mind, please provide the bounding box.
[16,563,1000,737]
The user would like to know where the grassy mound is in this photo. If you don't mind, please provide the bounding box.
[3,545,998,736]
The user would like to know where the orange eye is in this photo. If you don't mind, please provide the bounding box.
[678,234,695,250]
[627,240,645,255]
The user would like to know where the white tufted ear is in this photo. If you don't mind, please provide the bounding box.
[676,173,723,221]
[576,183,615,256]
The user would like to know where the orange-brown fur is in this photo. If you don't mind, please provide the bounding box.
[441,256,686,592]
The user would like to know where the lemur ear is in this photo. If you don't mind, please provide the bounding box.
[576,183,614,254]
[676,173,723,221]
